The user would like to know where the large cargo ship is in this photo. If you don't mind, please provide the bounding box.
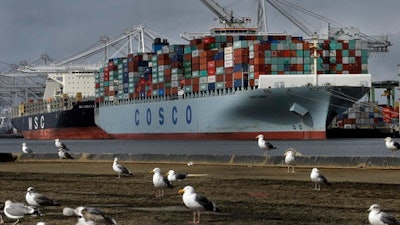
[11,73,110,140]
[93,27,372,140]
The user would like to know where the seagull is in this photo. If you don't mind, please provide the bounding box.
[3,200,39,225]
[284,148,302,172]
[255,134,276,156]
[63,206,117,225]
[21,143,34,154]
[310,168,331,190]
[55,138,70,151]
[112,157,133,178]
[167,169,187,183]
[58,148,74,159]
[150,167,173,197]
[368,204,400,225]
[384,137,400,156]
[179,186,220,224]
[25,186,60,209]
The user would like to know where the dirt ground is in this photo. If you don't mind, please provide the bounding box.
[1,161,400,225]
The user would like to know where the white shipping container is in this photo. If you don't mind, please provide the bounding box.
[224,53,233,60]
[224,59,233,68]
[249,51,254,59]
[192,50,199,57]
[208,75,216,83]
[199,77,207,84]
[224,46,233,54]
[249,65,254,72]
[171,74,179,81]
[171,81,180,87]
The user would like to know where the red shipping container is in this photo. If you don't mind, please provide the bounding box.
[203,36,215,44]
[207,61,216,69]
[216,74,224,82]
[192,63,200,71]
[208,68,216,75]
[253,58,264,65]
[224,67,234,74]
[200,63,207,70]
[192,57,200,64]
[215,60,224,67]
[192,78,199,85]
[225,73,233,81]
[165,69,171,76]
[192,84,199,92]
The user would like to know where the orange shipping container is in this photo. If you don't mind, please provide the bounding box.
[233,72,243,79]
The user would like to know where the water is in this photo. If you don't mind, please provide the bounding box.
[0,138,393,157]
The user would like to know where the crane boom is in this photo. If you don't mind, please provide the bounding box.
[199,0,250,28]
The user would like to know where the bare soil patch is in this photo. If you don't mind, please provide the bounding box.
[1,161,400,224]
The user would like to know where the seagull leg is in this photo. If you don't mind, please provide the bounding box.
[13,219,19,225]
[196,210,201,224]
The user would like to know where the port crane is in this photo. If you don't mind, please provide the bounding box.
[191,0,391,53]
[2,25,168,107]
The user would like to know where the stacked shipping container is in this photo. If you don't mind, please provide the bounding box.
[95,35,368,102]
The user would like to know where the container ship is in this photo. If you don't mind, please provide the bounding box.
[11,73,111,140]
[93,28,371,140]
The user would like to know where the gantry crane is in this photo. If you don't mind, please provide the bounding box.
[191,0,391,53]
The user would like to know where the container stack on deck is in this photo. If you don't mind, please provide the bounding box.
[95,35,369,102]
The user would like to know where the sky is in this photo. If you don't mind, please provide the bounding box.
[0,0,399,102]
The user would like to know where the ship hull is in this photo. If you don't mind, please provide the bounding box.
[95,86,369,140]
[12,101,111,140]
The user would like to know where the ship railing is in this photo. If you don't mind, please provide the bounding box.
[98,87,258,107]
[12,98,75,117]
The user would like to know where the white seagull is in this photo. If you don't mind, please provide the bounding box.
[255,134,276,156]
[368,204,400,225]
[26,186,60,208]
[58,148,74,159]
[21,143,34,154]
[63,206,117,225]
[179,186,220,224]
[310,168,331,190]
[3,200,39,225]
[284,148,301,173]
[384,137,400,156]
[150,167,173,197]
[55,138,70,151]
[112,157,133,178]
[166,169,187,183]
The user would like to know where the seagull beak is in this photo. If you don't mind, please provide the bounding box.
[178,189,185,194]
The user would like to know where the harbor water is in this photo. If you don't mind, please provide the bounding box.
[0,138,394,157]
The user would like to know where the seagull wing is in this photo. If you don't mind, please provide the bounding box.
[394,141,400,150]
[117,164,132,175]
[33,192,59,206]
[195,194,220,212]
[163,176,173,188]
[380,212,400,225]
[6,202,35,216]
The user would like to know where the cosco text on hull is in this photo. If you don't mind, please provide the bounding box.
[133,105,193,126]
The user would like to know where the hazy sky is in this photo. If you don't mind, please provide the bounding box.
[1,0,399,85]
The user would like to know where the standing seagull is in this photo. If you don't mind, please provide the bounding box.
[63,206,117,225]
[112,157,133,178]
[150,167,173,197]
[255,134,276,156]
[55,138,70,151]
[25,186,60,209]
[179,186,220,224]
[384,137,400,156]
[58,148,74,159]
[310,168,331,190]
[21,143,34,154]
[284,148,301,173]
[4,200,39,225]
[368,204,400,225]
[167,169,187,183]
